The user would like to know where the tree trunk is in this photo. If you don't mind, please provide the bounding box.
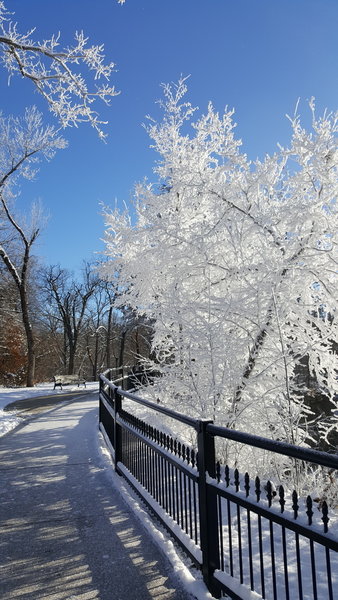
[93,333,99,380]
[62,329,68,371]
[135,327,140,357]
[118,330,127,369]
[68,347,75,375]
[106,305,113,368]
[19,283,35,387]
[66,320,76,374]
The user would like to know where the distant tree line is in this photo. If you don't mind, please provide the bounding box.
[0,259,152,386]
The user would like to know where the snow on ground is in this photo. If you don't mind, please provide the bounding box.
[0,382,99,437]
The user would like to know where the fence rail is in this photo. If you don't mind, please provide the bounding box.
[99,369,338,600]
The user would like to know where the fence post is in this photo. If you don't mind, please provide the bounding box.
[113,386,122,475]
[99,374,103,426]
[197,419,222,598]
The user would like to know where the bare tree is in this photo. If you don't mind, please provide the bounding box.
[43,263,100,375]
[84,280,113,380]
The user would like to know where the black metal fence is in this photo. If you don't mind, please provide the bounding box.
[99,370,338,600]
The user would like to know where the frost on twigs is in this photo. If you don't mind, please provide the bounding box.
[0,106,67,193]
[0,1,119,139]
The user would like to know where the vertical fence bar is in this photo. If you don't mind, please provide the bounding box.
[99,376,102,425]
[218,495,225,572]
[228,499,234,577]
[282,526,289,600]
[193,480,198,545]
[326,548,333,600]
[113,386,122,475]
[188,477,193,538]
[197,420,222,598]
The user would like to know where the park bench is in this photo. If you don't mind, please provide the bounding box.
[53,374,86,390]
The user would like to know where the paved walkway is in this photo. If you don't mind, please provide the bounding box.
[0,392,194,600]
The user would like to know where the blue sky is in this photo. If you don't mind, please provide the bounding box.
[2,0,338,273]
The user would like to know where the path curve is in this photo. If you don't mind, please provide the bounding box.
[0,392,194,600]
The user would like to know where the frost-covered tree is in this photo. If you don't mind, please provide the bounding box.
[0,107,66,386]
[103,79,338,478]
[0,0,123,138]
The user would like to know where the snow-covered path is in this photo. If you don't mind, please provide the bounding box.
[0,383,99,436]
[0,393,195,600]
